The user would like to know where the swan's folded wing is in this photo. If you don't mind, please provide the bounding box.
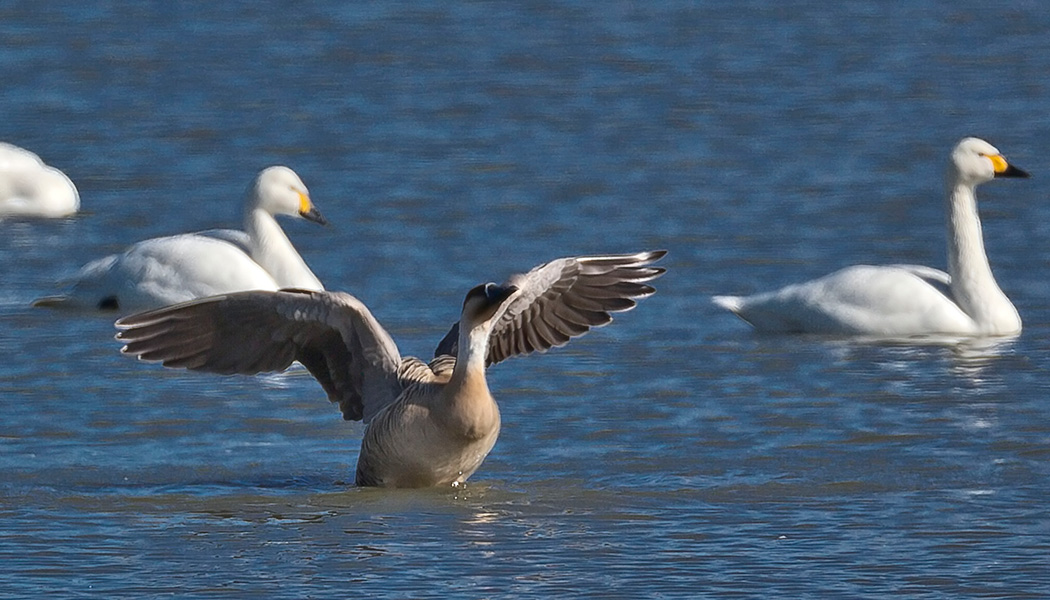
[435,250,667,365]
[886,264,953,297]
[115,289,403,423]
[195,228,252,254]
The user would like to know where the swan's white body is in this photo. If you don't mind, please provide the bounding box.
[0,142,79,218]
[34,166,325,313]
[713,138,1028,337]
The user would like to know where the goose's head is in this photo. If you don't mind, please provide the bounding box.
[460,283,521,331]
[950,137,1029,186]
[248,166,327,225]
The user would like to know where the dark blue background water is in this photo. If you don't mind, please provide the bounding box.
[3,2,1050,598]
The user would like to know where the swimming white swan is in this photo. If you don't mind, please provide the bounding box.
[115,250,667,488]
[33,166,326,313]
[713,137,1029,337]
[0,142,79,218]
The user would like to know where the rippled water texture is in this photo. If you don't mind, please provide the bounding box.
[3,2,1050,598]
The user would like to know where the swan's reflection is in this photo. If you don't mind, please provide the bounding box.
[824,332,1018,392]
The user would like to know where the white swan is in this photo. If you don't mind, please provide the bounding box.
[0,142,79,218]
[33,166,325,313]
[713,137,1029,337]
[115,251,667,488]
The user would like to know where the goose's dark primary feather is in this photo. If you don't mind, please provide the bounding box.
[434,250,666,364]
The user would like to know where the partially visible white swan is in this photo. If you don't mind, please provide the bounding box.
[713,137,1029,337]
[33,166,326,313]
[0,142,79,218]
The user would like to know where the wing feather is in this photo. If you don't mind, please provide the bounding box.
[116,289,405,422]
[433,250,666,365]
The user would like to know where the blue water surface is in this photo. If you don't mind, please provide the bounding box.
[2,1,1050,598]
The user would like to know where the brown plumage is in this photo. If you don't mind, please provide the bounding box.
[116,250,666,488]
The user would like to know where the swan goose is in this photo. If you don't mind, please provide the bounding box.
[115,250,667,488]
[713,137,1029,337]
[33,166,325,313]
[0,142,79,219]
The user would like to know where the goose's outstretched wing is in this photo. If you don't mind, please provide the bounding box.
[116,289,403,422]
[435,250,667,365]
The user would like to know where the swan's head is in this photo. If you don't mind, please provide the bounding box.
[248,166,327,225]
[461,283,521,330]
[950,137,1029,186]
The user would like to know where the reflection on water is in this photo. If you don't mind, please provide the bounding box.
[946,336,1020,379]
[818,333,1019,396]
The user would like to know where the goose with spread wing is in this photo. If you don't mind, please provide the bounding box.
[713,138,1029,337]
[116,250,667,488]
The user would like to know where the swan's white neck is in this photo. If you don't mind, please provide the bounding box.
[945,177,1020,334]
[243,208,322,290]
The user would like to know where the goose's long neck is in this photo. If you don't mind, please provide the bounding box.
[449,321,491,393]
[442,320,499,437]
[945,177,1019,333]
[244,208,322,290]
